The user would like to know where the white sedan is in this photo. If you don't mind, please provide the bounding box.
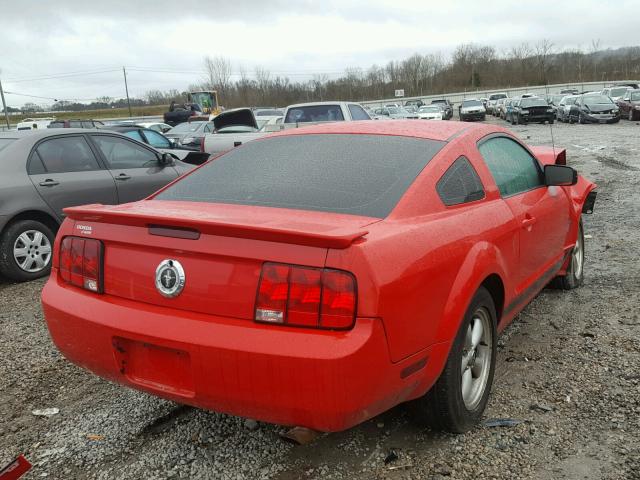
[417,105,444,120]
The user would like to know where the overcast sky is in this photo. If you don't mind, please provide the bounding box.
[1,0,638,107]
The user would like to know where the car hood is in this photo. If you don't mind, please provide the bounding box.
[213,108,258,131]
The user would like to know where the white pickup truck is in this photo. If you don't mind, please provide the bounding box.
[202,102,371,156]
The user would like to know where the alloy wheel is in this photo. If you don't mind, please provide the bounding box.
[461,307,492,410]
[13,230,52,273]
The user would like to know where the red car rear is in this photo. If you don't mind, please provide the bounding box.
[42,121,596,433]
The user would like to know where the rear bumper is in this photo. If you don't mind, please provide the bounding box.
[42,274,443,431]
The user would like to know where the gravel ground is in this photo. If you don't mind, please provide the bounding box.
[1,117,639,480]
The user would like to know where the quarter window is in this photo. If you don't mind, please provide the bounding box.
[478,136,543,196]
[348,104,371,120]
[436,157,485,206]
[143,130,171,149]
[36,136,101,173]
[92,135,158,169]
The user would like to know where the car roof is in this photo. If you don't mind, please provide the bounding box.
[0,128,101,139]
[267,119,492,142]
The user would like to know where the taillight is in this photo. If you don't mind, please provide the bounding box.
[255,263,356,330]
[59,236,103,293]
[199,136,205,152]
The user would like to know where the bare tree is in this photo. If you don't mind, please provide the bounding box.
[203,56,232,93]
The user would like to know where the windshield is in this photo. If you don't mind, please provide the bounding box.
[0,138,16,152]
[462,100,482,107]
[630,92,640,101]
[489,94,507,100]
[609,88,629,97]
[388,107,400,114]
[169,122,204,133]
[419,106,441,113]
[285,105,344,123]
[520,98,548,108]
[155,134,445,218]
[583,95,614,105]
[562,96,577,105]
[190,92,217,110]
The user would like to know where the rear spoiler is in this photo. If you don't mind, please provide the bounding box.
[63,204,368,249]
[530,146,566,166]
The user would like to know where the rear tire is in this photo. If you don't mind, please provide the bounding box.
[0,220,55,282]
[629,109,635,121]
[550,219,584,290]
[408,287,497,433]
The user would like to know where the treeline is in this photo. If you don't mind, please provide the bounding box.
[197,43,640,107]
[12,42,640,113]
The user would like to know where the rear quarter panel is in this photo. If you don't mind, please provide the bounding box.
[326,133,519,363]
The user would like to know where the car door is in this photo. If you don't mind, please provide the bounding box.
[477,135,571,294]
[89,134,179,204]
[28,135,118,219]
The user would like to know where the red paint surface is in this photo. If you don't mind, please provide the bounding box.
[42,121,595,431]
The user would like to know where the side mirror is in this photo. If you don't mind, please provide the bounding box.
[159,152,174,166]
[545,164,577,186]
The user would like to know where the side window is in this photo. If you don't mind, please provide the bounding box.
[27,151,46,175]
[436,156,485,206]
[143,130,171,149]
[123,130,145,142]
[204,123,213,133]
[82,121,94,129]
[36,136,101,173]
[478,137,544,197]
[348,104,371,120]
[91,135,158,169]
[69,121,82,128]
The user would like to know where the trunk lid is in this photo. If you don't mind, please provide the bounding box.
[64,201,377,320]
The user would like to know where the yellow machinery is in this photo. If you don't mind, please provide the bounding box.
[188,91,221,116]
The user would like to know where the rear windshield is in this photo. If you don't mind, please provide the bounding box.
[155,134,445,218]
[489,94,507,100]
[0,138,16,152]
[462,100,482,107]
[285,105,344,123]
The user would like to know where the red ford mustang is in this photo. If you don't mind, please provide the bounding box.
[42,121,596,433]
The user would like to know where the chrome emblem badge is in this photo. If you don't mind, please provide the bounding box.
[155,259,185,298]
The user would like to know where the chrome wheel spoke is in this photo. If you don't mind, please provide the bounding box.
[32,231,44,246]
[471,318,483,347]
[461,368,473,400]
[14,247,28,258]
[39,244,52,255]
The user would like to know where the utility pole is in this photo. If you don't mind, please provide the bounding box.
[0,73,10,129]
[122,66,132,117]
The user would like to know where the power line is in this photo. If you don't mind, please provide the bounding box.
[5,68,121,83]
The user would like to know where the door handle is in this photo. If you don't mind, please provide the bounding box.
[115,174,131,181]
[521,216,537,229]
[39,179,59,187]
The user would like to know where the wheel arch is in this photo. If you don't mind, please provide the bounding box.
[1,210,60,238]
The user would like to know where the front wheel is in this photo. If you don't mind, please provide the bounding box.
[408,287,497,433]
[551,220,584,290]
[0,219,55,282]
